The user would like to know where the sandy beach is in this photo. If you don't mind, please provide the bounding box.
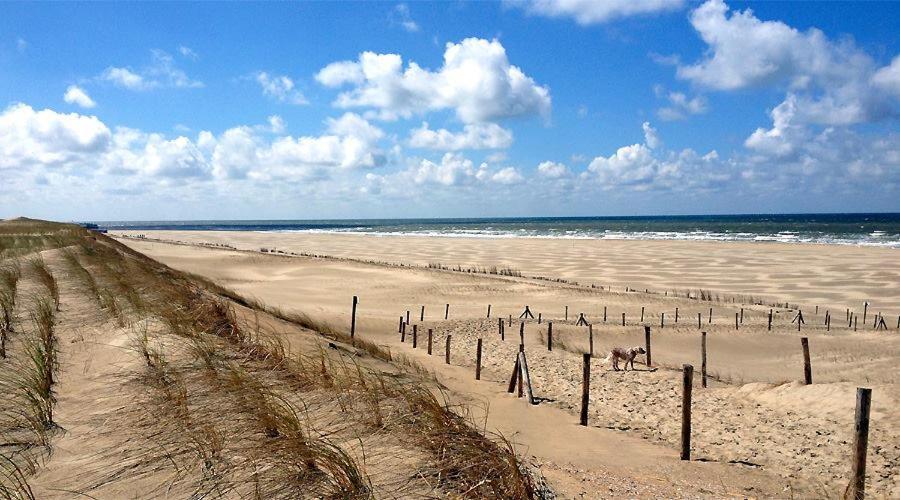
[115,231,900,497]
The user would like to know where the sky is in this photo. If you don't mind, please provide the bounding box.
[1,0,898,221]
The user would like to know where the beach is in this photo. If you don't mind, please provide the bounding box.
[114,230,900,497]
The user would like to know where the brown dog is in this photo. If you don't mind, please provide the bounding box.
[604,346,646,371]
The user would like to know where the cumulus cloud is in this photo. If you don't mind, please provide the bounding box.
[536,160,569,178]
[0,103,383,185]
[491,166,524,184]
[255,72,308,105]
[408,122,513,150]
[408,153,488,186]
[178,46,199,60]
[657,91,707,121]
[585,122,725,191]
[676,0,898,126]
[315,37,551,123]
[514,0,684,25]
[872,56,900,99]
[63,85,96,109]
[101,49,203,91]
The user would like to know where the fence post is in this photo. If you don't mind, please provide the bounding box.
[487,304,491,318]
[401,322,406,343]
[420,305,425,322]
[412,325,418,349]
[603,306,607,322]
[427,329,433,355]
[350,295,358,339]
[661,312,665,328]
[698,312,702,329]
[675,307,679,323]
[701,332,707,388]
[500,318,505,341]
[849,387,872,500]
[445,303,449,320]
[768,309,773,331]
[622,312,626,326]
[476,338,483,380]
[580,353,590,426]
[709,307,713,324]
[406,310,410,325]
[538,312,542,324]
[565,305,568,321]
[445,335,451,364]
[735,312,739,330]
[398,316,403,333]
[644,326,652,368]
[801,337,812,385]
[740,307,744,324]
[588,324,594,357]
[681,364,693,460]
[547,322,553,351]
[519,321,525,346]
[641,306,645,323]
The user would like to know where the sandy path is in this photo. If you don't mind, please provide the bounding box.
[119,238,900,497]
[113,230,900,312]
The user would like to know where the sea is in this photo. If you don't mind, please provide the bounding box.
[96,213,900,248]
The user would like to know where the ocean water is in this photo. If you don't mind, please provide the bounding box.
[98,213,900,248]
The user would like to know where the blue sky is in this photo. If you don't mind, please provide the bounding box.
[1,0,898,220]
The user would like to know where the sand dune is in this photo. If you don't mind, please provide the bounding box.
[119,235,900,497]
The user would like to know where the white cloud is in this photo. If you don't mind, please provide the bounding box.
[657,91,707,121]
[315,37,551,123]
[268,115,286,134]
[408,122,513,150]
[676,0,898,126]
[873,56,900,99]
[0,103,110,171]
[255,72,308,105]
[515,0,684,25]
[642,121,660,149]
[492,166,524,184]
[537,160,569,178]
[63,85,97,109]
[101,50,203,91]
[390,4,420,32]
[410,153,487,186]
[178,45,199,60]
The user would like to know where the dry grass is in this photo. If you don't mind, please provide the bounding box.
[0,261,21,358]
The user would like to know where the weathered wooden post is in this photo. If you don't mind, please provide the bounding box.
[735,312,739,330]
[350,296,358,339]
[476,338,483,380]
[519,321,525,346]
[509,314,512,327]
[412,325,418,349]
[768,309,773,331]
[487,304,491,318]
[681,364,693,460]
[401,322,407,342]
[801,337,812,385]
[406,310,410,325]
[603,306,607,322]
[644,326,652,367]
[740,307,744,324]
[863,301,868,325]
[420,305,425,322]
[641,306,645,323]
[675,307,679,323]
[622,312,626,326]
[517,344,524,397]
[538,312,542,324]
[580,353,590,426]
[445,303,449,320]
[588,323,594,357]
[498,318,504,340]
[398,316,404,333]
[854,315,858,331]
[427,329,433,355]
[701,332,707,388]
[547,322,553,351]
[661,312,665,328]
[698,312,702,329]
[849,387,872,500]
[445,335,451,364]
[708,307,713,324]
[565,305,569,321]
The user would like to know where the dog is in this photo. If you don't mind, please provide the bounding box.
[604,346,646,371]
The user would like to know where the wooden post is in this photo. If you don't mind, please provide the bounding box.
[406,310,410,325]
[588,324,594,357]
[507,356,520,393]
[735,312,739,330]
[475,338,483,380]
[412,325,418,349]
[445,303,449,320]
[519,321,525,346]
[863,301,868,325]
[500,318,505,341]
[565,305,568,321]
[675,307,679,323]
[350,296,358,339]
[740,307,744,324]
[661,312,665,328]
[401,322,406,343]
[487,304,491,318]
[547,322,553,351]
[849,387,872,500]
[644,326,651,367]
[801,337,812,385]
[508,314,512,327]
[445,335,451,364]
[427,329,433,355]
[580,353,590,426]
[854,316,858,331]
[701,332,707,388]
[519,351,536,404]
[420,305,425,322]
[641,306,645,323]
[603,306,607,322]
[768,309,773,331]
[517,345,524,397]
[622,312,626,326]
[708,307,713,324]
[827,311,831,332]
[538,312,542,324]
[398,316,403,333]
[815,305,818,315]
[698,312,702,329]
[681,364,693,460]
